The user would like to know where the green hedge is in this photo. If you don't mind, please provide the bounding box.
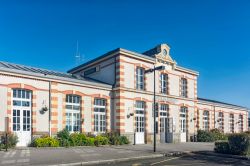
[228,133,250,155]
[33,136,59,147]
[32,129,130,147]
[214,133,250,156]
[197,129,227,142]
[214,141,230,154]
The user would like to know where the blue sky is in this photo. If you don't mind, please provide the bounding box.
[0,0,250,108]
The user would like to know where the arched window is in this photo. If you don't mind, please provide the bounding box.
[65,95,81,132]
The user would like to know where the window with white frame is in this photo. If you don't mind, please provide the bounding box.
[136,67,145,90]
[66,95,81,132]
[180,78,188,98]
[180,107,187,133]
[203,110,209,131]
[160,74,168,94]
[94,98,106,133]
[229,114,234,133]
[12,89,32,132]
[218,112,223,131]
[238,115,243,132]
[135,101,145,132]
[160,104,169,132]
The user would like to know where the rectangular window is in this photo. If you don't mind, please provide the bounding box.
[160,104,169,133]
[160,74,168,94]
[180,78,188,98]
[94,98,106,133]
[229,114,234,133]
[203,111,209,131]
[136,67,145,90]
[13,109,20,131]
[66,95,81,132]
[180,107,187,132]
[238,115,243,132]
[160,104,168,117]
[12,89,31,132]
[218,112,224,131]
[135,101,145,132]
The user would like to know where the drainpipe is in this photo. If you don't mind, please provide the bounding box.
[49,81,52,137]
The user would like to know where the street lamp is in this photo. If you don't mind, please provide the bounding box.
[145,65,165,152]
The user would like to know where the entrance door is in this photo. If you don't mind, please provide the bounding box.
[180,107,187,142]
[12,89,32,147]
[135,101,145,144]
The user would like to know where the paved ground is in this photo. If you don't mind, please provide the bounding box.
[100,153,250,166]
[0,143,214,166]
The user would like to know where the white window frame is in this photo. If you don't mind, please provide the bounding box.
[136,67,145,90]
[135,101,145,133]
[12,89,32,132]
[180,78,188,98]
[66,95,81,132]
[218,112,223,131]
[94,98,106,133]
[160,74,168,94]
[229,114,234,133]
[160,104,168,133]
[203,110,209,131]
[180,107,187,133]
[238,115,243,132]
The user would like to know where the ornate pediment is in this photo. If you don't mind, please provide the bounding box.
[143,43,177,67]
[155,44,176,67]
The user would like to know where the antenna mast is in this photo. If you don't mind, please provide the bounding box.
[75,40,81,65]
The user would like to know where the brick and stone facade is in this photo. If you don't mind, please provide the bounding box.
[0,43,248,146]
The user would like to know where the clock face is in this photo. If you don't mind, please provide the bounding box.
[163,49,167,56]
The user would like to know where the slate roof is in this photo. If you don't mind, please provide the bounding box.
[142,45,161,57]
[198,97,248,110]
[0,61,112,87]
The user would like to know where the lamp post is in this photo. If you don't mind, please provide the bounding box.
[145,65,165,152]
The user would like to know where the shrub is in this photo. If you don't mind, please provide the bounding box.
[0,133,18,148]
[197,129,227,142]
[33,136,59,147]
[106,132,121,145]
[102,132,129,145]
[244,131,250,135]
[86,137,95,146]
[119,136,129,145]
[228,133,250,155]
[214,141,230,154]
[57,128,71,147]
[197,130,214,142]
[70,133,87,146]
[94,135,109,146]
[210,129,228,141]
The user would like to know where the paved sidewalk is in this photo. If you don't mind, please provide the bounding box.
[0,142,214,166]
